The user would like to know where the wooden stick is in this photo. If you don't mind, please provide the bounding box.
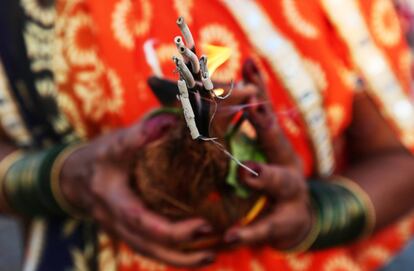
[176,17,195,50]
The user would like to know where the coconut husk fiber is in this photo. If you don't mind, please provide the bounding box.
[134,114,262,248]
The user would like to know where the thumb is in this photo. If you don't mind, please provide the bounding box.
[242,59,261,85]
[238,162,300,199]
[100,113,179,162]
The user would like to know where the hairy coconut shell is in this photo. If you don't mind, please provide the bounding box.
[134,115,262,248]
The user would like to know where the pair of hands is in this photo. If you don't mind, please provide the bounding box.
[59,61,313,267]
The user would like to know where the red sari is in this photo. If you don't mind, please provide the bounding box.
[55,0,414,270]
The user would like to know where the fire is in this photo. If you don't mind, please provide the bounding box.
[201,44,232,76]
[213,88,225,96]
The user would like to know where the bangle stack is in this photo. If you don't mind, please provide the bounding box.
[0,144,84,217]
[287,176,376,252]
[0,150,24,212]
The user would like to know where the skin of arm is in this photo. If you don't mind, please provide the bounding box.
[345,92,414,230]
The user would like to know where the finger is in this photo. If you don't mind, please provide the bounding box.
[130,207,212,245]
[238,162,304,199]
[225,204,304,247]
[245,97,276,131]
[92,204,119,239]
[241,59,267,99]
[215,83,259,121]
[213,83,260,133]
[124,114,179,152]
[215,82,259,108]
[225,215,274,246]
[97,113,179,162]
[115,222,216,268]
[246,101,301,168]
[241,60,300,167]
[92,164,212,245]
[115,191,212,244]
[242,59,261,85]
[230,83,260,102]
[93,203,216,268]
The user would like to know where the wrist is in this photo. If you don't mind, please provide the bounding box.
[3,144,74,216]
[284,200,319,253]
[59,143,94,216]
[306,178,376,250]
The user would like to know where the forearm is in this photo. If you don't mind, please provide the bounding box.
[344,150,414,230]
[343,91,414,230]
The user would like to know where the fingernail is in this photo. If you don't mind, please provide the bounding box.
[238,162,261,179]
[245,59,259,74]
[244,162,261,177]
[201,255,216,265]
[224,232,240,245]
[257,105,266,114]
[194,225,213,238]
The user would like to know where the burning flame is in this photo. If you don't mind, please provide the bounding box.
[213,88,225,96]
[201,44,232,76]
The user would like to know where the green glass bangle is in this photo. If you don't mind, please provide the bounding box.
[308,179,374,250]
[3,144,72,216]
[0,150,23,212]
[10,153,51,215]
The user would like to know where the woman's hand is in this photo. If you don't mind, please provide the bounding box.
[59,114,216,268]
[224,60,314,250]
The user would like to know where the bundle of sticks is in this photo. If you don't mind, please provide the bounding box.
[173,17,259,177]
[173,17,218,141]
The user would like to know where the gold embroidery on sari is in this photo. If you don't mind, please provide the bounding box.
[112,0,135,49]
[106,68,125,113]
[73,65,124,121]
[338,67,359,90]
[327,104,345,135]
[157,44,180,65]
[396,212,414,242]
[21,1,75,141]
[303,58,328,93]
[133,0,153,36]
[0,61,32,146]
[323,255,361,271]
[133,255,166,271]
[173,0,194,24]
[24,21,54,72]
[371,0,402,47]
[57,93,87,138]
[66,12,99,66]
[111,0,153,50]
[286,254,313,271]
[356,245,392,269]
[250,260,266,271]
[282,0,319,39]
[21,0,56,26]
[98,234,117,271]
